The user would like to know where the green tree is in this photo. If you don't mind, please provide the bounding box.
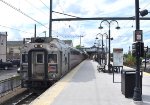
[146,53,150,59]
[76,45,81,49]
[124,54,136,67]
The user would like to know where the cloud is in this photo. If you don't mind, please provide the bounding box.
[0,0,150,53]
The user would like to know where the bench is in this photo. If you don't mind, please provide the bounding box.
[97,63,106,72]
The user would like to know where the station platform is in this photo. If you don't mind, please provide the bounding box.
[30,60,150,105]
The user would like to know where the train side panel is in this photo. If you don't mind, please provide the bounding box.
[19,37,85,89]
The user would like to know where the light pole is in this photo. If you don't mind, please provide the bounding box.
[99,20,120,73]
[94,40,101,64]
[95,33,107,64]
[144,47,148,72]
[43,31,46,37]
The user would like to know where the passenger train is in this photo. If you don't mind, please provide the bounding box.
[19,37,86,89]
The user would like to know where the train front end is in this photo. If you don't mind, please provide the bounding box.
[20,45,49,89]
[20,38,60,89]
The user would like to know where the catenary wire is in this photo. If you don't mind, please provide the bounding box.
[25,0,49,17]
[0,0,48,29]
[0,24,34,35]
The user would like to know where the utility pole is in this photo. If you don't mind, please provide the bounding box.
[43,31,46,37]
[49,0,52,38]
[80,35,84,47]
[34,24,36,38]
[133,0,142,101]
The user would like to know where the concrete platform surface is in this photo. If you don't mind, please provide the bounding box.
[30,60,150,105]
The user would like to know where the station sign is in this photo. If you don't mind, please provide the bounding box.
[113,48,123,66]
[133,30,143,42]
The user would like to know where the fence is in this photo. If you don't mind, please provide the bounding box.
[0,76,21,96]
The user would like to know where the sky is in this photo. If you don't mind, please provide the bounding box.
[0,0,150,53]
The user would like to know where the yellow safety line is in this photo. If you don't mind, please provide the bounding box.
[143,72,150,76]
[30,61,84,105]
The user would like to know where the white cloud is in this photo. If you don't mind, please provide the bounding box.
[0,0,150,53]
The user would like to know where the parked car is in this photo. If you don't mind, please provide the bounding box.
[11,59,20,67]
[142,59,150,63]
[0,60,13,70]
[17,67,20,73]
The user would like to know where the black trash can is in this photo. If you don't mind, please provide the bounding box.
[121,70,142,98]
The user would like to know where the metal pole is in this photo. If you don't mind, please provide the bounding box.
[105,36,107,65]
[108,25,111,73]
[6,32,7,61]
[49,0,52,38]
[133,0,142,101]
[44,31,46,37]
[80,35,83,47]
[102,34,104,64]
[34,24,36,38]
[99,20,119,73]
[98,40,101,65]
[80,35,81,46]
[144,51,146,71]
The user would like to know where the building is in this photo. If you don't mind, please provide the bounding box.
[63,40,73,47]
[7,41,24,60]
[6,39,73,60]
[0,32,7,62]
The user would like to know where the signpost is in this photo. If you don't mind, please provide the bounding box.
[113,48,123,67]
[113,48,123,83]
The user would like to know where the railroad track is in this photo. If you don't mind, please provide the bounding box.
[12,92,37,105]
[2,90,43,105]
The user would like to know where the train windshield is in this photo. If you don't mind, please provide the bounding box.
[22,54,28,63]
[48,54,57,63]
[36,53,44,63]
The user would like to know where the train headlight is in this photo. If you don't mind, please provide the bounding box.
[34,44,43,48]
[52,74,56,78]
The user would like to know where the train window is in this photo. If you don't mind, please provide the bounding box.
[36,54,43,63]
[48,54,57,63]
[65,57,67,65]
[22,54,28,63]
[71,49,80,55]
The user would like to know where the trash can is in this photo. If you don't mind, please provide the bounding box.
[121,70,142,98]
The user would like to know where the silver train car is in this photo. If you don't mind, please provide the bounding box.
[19,37,86,89]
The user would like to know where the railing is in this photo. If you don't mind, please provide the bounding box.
[0,76,21,96]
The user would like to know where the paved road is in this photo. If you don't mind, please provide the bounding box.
[0,67,19,81]
[141,63,150,72]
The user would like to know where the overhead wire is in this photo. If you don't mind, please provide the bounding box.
[38,0,88,40]
[39,0,50,10]
[0,24,34,35]
[39,0,80,18]
[38,0,69,38]
[24,0,49,17]
[52,11,80,18]
[0,0,48,29]
[54,0,81,38]
[140,1,150,10]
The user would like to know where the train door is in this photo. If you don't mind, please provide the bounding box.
[33,52,45,79]
[60,52,62,75]
[28,50,48,80]
[68,53,70,71]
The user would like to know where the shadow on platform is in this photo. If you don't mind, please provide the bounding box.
[71,60,96,83]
